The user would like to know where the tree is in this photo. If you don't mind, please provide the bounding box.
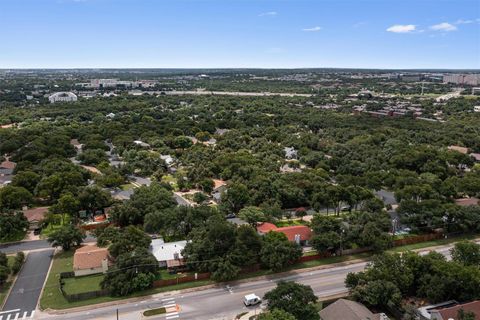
[264,281,319,320]
[112,183,176,226]
[51,193,80,224]
[350,280,402,308]
[11,171,40,193]
[221,183,250,213]
[238,206,265,227]
[0,212,29,242]
[0,186,33,210]
[257,309,296,320]
[99,225,151,258]
[101,248,158,296]
[211,258,240,281]
[451,241,480,267]
[47,225,85,250]
[260,231,302,271]
[78,186,111,215]
[77,148,108,165]
[311,231,341,254]
[11,252,25,274]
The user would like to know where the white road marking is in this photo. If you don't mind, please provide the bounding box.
[0,311,19,316]
[162,303,176,308]
[162,297,175,302]
[165,311,179,320]
[29,311,35,319]
[13,313,19,320]
[6,314,11,320]
[21,312,27,319]
[0,315,3,320]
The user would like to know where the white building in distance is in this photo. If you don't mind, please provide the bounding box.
[48,92,77,103]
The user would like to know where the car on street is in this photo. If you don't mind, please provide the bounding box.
[244,294,261,306]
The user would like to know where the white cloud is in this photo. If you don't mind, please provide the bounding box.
[353,22,367,28]
[302,26,322,32]
[386,24,416,33]
[259,11,277,17]
[430,22,457,31]
[455,19,474,24]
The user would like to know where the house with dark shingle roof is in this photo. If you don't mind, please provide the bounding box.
[319,298,388,320]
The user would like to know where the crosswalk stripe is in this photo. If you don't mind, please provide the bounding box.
[0,311,19,316]
[6,314,11,320]
[166,312,178,316]
[29,311,35,319]
[13,313,19,320]
[22,311,27,319]
[166,316,179,320]
[162,303,176,308]
[162,297,175,301]
[0,315,3,320]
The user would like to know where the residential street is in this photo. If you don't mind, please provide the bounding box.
[36,242,468,320]
[0,236,95,255]
[1,249,55,320]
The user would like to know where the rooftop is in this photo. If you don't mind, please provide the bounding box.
[150,239,187,262]
[73,245,110,270]
[23,206,49,222]
[319,298,382,320]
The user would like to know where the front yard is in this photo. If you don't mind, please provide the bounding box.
[0,256,18,307]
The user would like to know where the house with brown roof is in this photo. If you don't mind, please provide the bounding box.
[257,222,312,246]
[429,300,480,320]
[455,197,479,207]
[22,207,49,229]
[73,244,112,276]
[0,159,16,176]
[319,298,388,320]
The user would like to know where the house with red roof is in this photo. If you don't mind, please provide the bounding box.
[256,222,312,246]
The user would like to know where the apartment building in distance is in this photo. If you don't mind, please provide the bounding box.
[443,74,480,86]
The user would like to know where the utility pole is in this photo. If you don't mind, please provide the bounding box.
[116,308,119,320]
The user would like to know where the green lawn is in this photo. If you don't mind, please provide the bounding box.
[120,183,135,191]
[63,274,103,294]
[40,250,74,310]
[41,215,70,238]
[40,234,479,311]
[388,233,478,252]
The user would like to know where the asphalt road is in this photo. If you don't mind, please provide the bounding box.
[2,249,54,320]
[0,236,96,254]
[0,240,50,255]
[37,242,469,320]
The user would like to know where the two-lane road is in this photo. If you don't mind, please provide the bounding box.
[2,249,55,320]
[37,241,477,320]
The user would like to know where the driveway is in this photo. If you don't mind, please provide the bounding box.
[1,249,55,319]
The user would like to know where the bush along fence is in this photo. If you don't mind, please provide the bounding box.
[57,232,451,303]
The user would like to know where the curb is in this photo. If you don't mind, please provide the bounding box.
[1,252,28,311]
[43,258,369,315]
[41,237,480,316]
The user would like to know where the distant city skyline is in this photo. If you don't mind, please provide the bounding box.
[1,0,479,69]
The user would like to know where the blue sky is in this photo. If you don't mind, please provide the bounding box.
[0,0,479,69]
